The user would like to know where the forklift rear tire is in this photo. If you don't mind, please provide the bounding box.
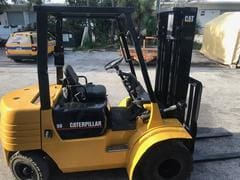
[9,152,49,180]
[133,140,193,180]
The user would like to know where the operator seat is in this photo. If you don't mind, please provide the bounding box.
[63,64,106,101]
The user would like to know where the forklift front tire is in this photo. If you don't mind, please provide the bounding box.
[9,152,49,180]
[133,140,193,180]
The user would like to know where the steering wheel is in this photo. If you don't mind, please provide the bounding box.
[104,57,123,70]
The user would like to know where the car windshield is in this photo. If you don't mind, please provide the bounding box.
[7,34,31,45]
[31,33,55,44]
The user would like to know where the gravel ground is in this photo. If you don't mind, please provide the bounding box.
[0,49,240,180]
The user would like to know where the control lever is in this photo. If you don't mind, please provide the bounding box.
[163,101,186,113]
[140,110,151,123]
[132,99,144,109]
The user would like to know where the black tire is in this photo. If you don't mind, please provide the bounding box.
[133,140,193,180]
[9,152,49,180]
[12,58,22,63]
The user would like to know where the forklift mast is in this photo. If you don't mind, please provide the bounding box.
[155,7,240,162]
[155,7,202,143]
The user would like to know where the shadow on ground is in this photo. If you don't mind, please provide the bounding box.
[50,168,128,180]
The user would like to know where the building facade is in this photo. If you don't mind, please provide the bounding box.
[158,0,240,33]
[0,5,36,39]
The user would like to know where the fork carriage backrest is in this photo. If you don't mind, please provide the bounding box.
[155,7,202,143]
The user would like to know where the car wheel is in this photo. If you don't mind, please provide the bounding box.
[12,58,22,63]
[10,152,50,180]
[133,140,193,180]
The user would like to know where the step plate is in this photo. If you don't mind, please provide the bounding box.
[106,144,129,153]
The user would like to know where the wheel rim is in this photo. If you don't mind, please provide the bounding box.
[14,161,37,180]
[158,159,182,178]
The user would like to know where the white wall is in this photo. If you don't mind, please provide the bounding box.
[0,11,34,26]
[197,9,221,29]
[0,25,21,39]
[23,11,30,25]
[191,2,240,32]
[0,5,36,39]
[159,2,240,34]
[0,11,34,39]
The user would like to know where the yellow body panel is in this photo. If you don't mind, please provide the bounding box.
[6,47,36,56]
[0,85,41,152]
[41,109,135,172]
[5,31,55,58]
[0,84,192,176]
[118,96,130,107]
[0,85,61,152]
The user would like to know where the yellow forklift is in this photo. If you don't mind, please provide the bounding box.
[0,6,202,180]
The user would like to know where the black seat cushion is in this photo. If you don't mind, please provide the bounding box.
[63,64,107,101]
[85,84,106,100]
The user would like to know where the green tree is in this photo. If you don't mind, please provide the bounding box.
[117,0,156,35]
[65,0,113,48]
[64,0,157,48]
